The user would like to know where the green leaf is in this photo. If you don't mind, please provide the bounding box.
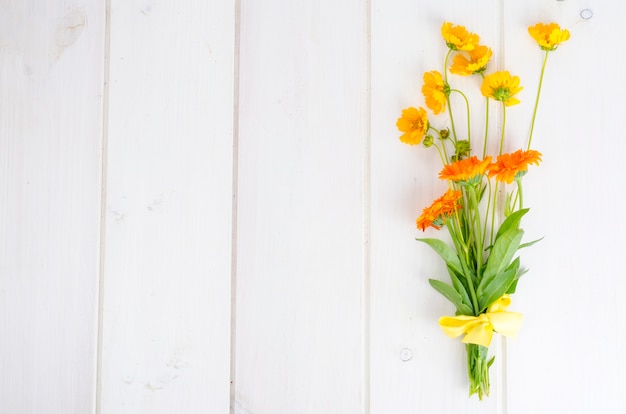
[519,236,544,250]
[507,256,521,274]
[429,279,473,315]
[494,208,529,241]
[478,183,487,202]
[480,228,524,290]
[506,263,529,294]
[479,256,519,298]
[504,192,515,217]
[447,266,474,314]
[477,268,517,312]
[506,278,520,295]
[417,238,463,275]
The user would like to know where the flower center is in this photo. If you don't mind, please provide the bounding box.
[492,87,511,102]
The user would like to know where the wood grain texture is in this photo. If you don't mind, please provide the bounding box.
[371,1,503,412]
[99,1,235,412]
[234,1,369,412]
[0,1,105,413]
[3,1,623,412]
[503,1,626,412]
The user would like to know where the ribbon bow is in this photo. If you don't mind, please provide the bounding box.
[438,294,523,347]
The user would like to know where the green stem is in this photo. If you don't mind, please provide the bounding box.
[527,51,550,150]
[482,97,490,158]
[444,49,452,84]
[467,344,491,400]
[482,179,492,247]
[498,104,507,155]
[516,179,524,210]
[468,187,484,279]
[461,250,480,315]
[509,188,519,212]
[489,181,500,245]
[481,73,489,158]
[431,127,451,163]
[444,49,459,141]
[433,142,447,167]
[446,100,459,142]
[451,89,471,148]
[448,208,480,314]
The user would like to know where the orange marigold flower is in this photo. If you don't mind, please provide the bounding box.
[528,22,570,51]
[396,106,429,145]
[416,188,463,231]
[449,45,492,76]
[422,71,448,114]
[488,149,542,183]
[441,22,480,51]
[480,71,523,106]
[439,156,492,185]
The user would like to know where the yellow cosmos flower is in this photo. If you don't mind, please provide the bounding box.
[488,149,542,184]
[441,22,480,51]
[416,188,462,231]
[439,156,492,185]
[449,45,493,76]
[480,71,523,106]
[396,107,429,145]
[528,22,570,51]
[422,71,448,114]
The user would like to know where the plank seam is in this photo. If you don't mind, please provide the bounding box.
[362,0,372,412]
[497,4,509,414]
[229,0,242,411]
[95,0,112,412]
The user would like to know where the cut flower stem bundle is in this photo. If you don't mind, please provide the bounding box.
[396,21,570,399]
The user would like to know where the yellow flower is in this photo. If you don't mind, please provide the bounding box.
[439,156,492,185]
[441,22,480,51]
[449,45,492,76]
[480,71,523,106]
[422,71,448,114]
[396,107,429,145]
[416,188,462,231]
[528,22,570,51]
[488,149,542,184]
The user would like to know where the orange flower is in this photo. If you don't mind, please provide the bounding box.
[528,22,570,51]
[422,71,448,114]
[449,45,492,76]
[417,189,463,231]
[396,107,429,145]
[488,149,542,183]
[480,71,523,106]
[441,22,480,51]
[439,156,492,185]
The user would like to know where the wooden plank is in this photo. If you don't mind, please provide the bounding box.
[99,1,235,412]
[503,1,626,412]
[233,1,369,412]
[0,1,105,413]
[370,1,502,411]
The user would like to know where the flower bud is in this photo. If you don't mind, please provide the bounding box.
[455,140,471,158]
[439,128,450,139]
[423,135,434,147]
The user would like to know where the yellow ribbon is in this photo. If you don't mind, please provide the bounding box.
[438,294,523,347]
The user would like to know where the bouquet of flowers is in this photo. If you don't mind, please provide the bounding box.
[396,22,570,399]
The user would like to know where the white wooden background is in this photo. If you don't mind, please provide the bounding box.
[1,0,624,413]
